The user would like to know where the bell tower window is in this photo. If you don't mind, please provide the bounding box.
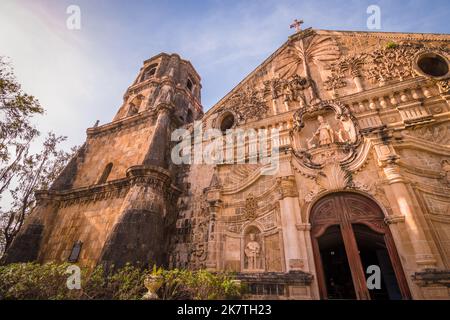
[186,78,194,92]
[142,63,158,81]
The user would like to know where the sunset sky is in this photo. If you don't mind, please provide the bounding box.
[0,0,448,149]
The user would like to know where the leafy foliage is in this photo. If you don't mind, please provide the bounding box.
[385,41,398,49]
[152,267,242,300]
[0,262,243,300]
[0,58,76,257]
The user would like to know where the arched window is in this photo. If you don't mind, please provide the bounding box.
[220,112,235,133]
[97,163,113,184]
[142,63,158,81]
[186,78,193,92]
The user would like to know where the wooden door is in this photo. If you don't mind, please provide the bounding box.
[310,192,411,300]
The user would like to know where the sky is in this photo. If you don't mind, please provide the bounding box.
[0,0,449,150]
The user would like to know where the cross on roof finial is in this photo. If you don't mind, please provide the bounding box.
[290,19,304,32]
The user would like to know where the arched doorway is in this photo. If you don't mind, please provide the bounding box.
[310,192,411,300]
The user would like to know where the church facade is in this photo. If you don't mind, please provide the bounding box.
[5,28,450,300]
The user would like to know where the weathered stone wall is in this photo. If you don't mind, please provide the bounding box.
[72,120,155,188]
[38,194,128,267]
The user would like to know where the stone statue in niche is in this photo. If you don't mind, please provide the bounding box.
[244,233,261,271]
[310,115,335,146]
[306,114,356,149]
[336,115,357,143]
[441,159,450,185]
[155,84,174,106]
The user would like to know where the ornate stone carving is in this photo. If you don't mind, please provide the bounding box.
[363,43,450,86]
[278,35,341,79]
[437,79,450,93]
[440,159,450,186]
[317,161,352,191]
[276,176,298,199]
[323,74,347,97]
[226,86,269,122]
[263,77,284,100]
[291,100,360,172]
[334,54,367,79]
[243,193,259,220]
[308,115,335,147]
[407,122,450,145]
[326,54,367,94]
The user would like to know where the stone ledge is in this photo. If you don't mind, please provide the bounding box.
[86,110,156,138]
[36,165,177,207]
[236,270,314,285]
[412,269,450,287]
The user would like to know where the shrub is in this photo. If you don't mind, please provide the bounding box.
[385,41,398,49]
[0,262,242,300]
[152,267,242,300]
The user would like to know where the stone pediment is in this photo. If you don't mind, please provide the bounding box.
[205,29,450,127]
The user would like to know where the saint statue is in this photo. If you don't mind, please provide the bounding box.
[337,116,356,143]
[313,115,334,146]
[244,233,261,270]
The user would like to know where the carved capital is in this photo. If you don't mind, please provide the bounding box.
[382,164,406,184]
[277,176,298,199]
[384,215,406,225]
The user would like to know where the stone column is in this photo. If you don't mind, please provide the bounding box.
[277,176,306,271]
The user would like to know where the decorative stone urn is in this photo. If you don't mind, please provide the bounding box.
[142,274,164,300]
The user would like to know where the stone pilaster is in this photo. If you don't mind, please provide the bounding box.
[382,163,437,270]
[277,175,307,271]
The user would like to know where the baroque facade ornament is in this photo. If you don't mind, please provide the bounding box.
[364,42,450,85]
[441,160,450,186]
[227,86,269,122]
[243,193,259,220]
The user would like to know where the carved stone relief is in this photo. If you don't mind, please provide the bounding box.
[441,159,450,186]
[292,100,359,167]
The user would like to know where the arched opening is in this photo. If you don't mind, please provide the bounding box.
[97,163,113,184]
[220,113,235,133]
[142,63,158,81]
[310,192,411,300]
[186,78,193,92]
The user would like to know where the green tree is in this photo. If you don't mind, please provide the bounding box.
[0,57,76,257]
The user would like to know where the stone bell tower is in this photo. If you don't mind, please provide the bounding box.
[4,53,203,268]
